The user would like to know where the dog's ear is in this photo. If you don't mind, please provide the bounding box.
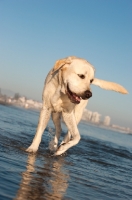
[92,78,128,94]
[52,56,76,74]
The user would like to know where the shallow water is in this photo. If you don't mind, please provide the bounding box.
[0,105,132,200]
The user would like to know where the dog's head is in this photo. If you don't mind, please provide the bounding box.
[52,56,128,104]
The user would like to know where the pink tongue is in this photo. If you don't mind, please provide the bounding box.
[73,94,80,101]
[76,96,80,101]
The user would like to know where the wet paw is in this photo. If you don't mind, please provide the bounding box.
[54,143,67,156]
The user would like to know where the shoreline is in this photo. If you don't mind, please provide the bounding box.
[0,100,131,135]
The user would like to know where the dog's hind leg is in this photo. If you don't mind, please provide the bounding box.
[49,112,62,152]
[60,131,71,145]
[60,100,88,146]
[54,111,81,155]
[26,104,51,153]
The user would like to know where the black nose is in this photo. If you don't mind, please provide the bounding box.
[84,90,92,99]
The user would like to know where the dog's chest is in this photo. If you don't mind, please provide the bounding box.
[52,94,75,113]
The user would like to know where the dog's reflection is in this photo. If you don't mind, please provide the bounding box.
[14,154,69,200]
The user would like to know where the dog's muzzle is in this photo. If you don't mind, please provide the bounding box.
[67,84,92,104]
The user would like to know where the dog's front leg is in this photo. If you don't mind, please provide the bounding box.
[49,112,62,152]
[26,104,51,153]
[54,111,81,155]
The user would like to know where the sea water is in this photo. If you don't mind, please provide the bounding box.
[0,105,132,200]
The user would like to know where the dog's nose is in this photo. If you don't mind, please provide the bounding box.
[84,90,92,99]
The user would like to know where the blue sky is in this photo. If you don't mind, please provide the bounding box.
[0,0,132,128]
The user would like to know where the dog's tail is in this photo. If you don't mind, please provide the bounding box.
[92,78,128,94]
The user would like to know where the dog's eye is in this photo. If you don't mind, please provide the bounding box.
[90,79,94,83]
[78,74,85,79]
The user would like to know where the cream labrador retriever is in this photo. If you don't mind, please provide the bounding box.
[26,56,128,155]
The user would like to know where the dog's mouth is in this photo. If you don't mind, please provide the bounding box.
[66,84,81,104]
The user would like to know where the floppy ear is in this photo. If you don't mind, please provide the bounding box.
[51,56,76,74]
[92,78,128,94]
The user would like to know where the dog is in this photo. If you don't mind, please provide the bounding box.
[26,56,128,155]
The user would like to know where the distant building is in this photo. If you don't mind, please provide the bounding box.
[104,116,111,126]
[87,110,92,120]
[82,109,101,123]
[18,97,26,103]
[83,109,93,121]
[91,112,101,123]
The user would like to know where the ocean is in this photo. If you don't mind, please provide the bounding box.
[0,104,132,200]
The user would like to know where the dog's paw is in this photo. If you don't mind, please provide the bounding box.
[26,144,38,153]
[54,143,67,156]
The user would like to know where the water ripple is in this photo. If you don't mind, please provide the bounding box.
[0,105,132,200]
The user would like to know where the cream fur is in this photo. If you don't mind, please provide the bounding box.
[92,78,128,94]
[26,56,128,155]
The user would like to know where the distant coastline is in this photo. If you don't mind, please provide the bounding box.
[81,120,132,135]
[0,91,131,135]
[0,91,42,110]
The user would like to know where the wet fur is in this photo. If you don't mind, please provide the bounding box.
[26,56,128,155]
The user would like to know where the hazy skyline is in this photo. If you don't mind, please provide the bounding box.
[0,0,132,128]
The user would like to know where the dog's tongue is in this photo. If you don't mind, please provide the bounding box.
[73,94,81,102]
[75,96,81,101]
